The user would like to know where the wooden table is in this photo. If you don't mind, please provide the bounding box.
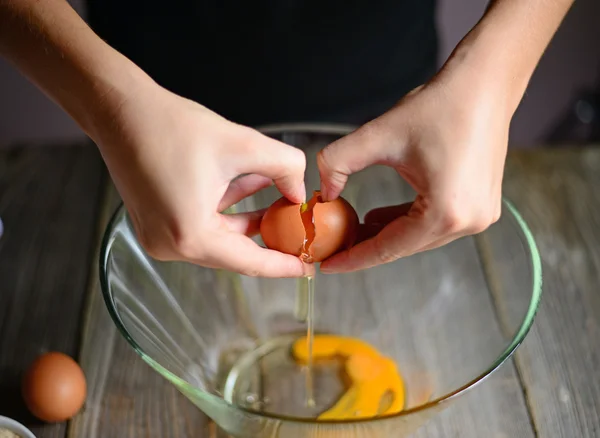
[0,141,599,438]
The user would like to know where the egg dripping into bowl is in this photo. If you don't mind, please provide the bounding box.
[259,190,359,263]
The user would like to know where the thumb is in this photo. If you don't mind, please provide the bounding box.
[233,128,307,204]
[317,119,407,201]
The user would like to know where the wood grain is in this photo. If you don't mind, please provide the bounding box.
[0,143,105,438]
[67,180,211,438]
[479,148,600,438]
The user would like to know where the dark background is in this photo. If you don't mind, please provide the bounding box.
[1,0,599,147]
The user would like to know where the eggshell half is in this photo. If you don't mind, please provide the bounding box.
[260,194,359,262]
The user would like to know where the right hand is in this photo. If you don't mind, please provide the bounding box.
[91,79,309,278]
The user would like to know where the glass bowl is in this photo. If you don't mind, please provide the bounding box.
[100,124,542,437]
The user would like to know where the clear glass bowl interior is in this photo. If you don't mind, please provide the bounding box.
[100,126,542,438]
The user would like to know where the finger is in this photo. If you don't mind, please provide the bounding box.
[355,223,383,244]
[406,84,425,97]
[220,209,267,237]
[235,129,306,203]
[353,203,414,244]
[219,174,273,212]
[364,202,413,226]
[322,192,497,273]
[198,231,310,278]
[418,212,494,251]
[317,119,407,201]
[320,210,436,274]
[354,222,463,261]
[419,233,464,252]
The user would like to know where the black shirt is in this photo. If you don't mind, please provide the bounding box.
[88,1,438,127]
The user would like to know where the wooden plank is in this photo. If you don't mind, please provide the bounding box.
[0,143,105,438]
[228,132,535,437]
[67,180,211,438]
[477,148,600,438]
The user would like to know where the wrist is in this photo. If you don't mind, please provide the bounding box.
[438,29,530,117]
[0,0,157,144]
[73,50,157,143]
[438,0,573,117]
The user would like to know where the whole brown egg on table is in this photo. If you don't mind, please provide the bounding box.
[22,352,87,423]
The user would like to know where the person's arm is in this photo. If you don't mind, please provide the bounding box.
[0,0,144,139]
[317,0,574,273]
[445,0,574,114]
[0,0,309,278]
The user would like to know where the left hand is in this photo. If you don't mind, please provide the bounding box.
[317,66,512,273]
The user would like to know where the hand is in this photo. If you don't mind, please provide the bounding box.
[317,68,511,273]
[93,80,309,278]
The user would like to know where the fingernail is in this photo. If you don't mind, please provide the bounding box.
[319,184,329,202]
[319,262,336,274]
[320,268,339,275]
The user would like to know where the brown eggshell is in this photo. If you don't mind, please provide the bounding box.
[22,352,87,423]
[310,197,359,261]
[260,195,359,262]
[259,197,306,257]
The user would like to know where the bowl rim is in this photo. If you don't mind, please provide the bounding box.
[98,123,543,425]
[0,415,37,438]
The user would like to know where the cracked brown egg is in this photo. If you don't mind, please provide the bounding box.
[260,190,359,262]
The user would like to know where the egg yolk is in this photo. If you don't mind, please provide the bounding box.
[291,335,405,419]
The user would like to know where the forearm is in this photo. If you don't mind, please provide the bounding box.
[442,0,574,113]
[0,0,152,139]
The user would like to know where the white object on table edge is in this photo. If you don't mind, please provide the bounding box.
[0,416,36,438]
